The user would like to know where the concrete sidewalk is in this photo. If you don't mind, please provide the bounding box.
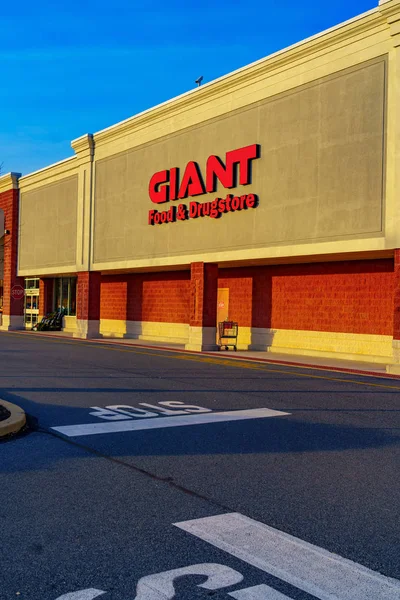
[13,329,400,379]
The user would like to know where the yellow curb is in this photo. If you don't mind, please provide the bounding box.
[0,400,26,438]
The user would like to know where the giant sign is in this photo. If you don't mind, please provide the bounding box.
[148,144,260,225]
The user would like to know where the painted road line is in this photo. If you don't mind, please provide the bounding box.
[229,585,291,599]
[56,591,105,600]
[175,512,400,600]
[51,408,290,437]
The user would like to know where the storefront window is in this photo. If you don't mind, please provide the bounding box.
[24,278,40,327]
[25,278,39,290]
[54,277,77,316]
[0,279,3,310]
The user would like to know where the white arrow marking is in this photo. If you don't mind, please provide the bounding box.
[51,408,290,437]
[175,512,400,600]
[229,585,292,599]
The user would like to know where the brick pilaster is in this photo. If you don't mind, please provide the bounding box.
[0,173,24,330]
[392,250,400,339]
[75,271,101,338]
[387,250,400,372]
[186,262,218,351]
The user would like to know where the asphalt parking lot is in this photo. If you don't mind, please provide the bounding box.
[1,332,399,600]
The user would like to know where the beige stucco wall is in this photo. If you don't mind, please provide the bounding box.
[19,175,78,271]
[13,1,400,277]
[93,58,386,266]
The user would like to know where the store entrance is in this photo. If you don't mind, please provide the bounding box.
[24,278,40,329]
[217,288,229,323]
[216,288,229,343]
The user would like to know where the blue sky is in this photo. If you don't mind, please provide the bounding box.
[1,0,377,176]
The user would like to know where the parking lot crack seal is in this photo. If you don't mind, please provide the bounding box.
[38,425,235,514]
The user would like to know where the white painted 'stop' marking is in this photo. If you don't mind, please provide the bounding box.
[133,563,243,599]
[51,408,290,437]
[174,513,400,600]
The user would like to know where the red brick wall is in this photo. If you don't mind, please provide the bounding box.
[393,250,400,340]
[216,274,260,328]
[77,272,101,321]
[100,278,128,321]
[218,259,394,336]
[189,262,218,327]
[0,188,24,317]
[100,271,190,324]
[100,259,393,334]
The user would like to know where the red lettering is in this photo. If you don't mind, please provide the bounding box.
[205,144,260,194]
[246,193,256,209]
[177,204,188,220]
[148,209,156,225]
[149,170,169,204]
[227,144,259,186]
[167,206,175,222]
[231,196,240,211]
[148,144,260,209]
[206,155,234,193]
[210,199,219,218]
[202,202,210,216]
[178,162,205,199]
[169,167,179,201]
[218,198,226,213]
[189,201,199,218]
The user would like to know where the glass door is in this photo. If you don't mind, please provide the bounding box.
[24,278,40,329]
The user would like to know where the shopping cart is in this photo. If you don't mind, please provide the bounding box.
[218,320,238,351]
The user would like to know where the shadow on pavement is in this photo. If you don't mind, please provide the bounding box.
[1,390,399,474]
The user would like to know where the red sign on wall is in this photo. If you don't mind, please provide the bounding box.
[148,143,260,226]
[11,285,24,301]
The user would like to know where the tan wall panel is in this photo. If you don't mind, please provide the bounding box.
[19,176,78,271]
[93,58,386,265]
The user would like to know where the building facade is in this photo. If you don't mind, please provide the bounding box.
[1,0,400,371]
